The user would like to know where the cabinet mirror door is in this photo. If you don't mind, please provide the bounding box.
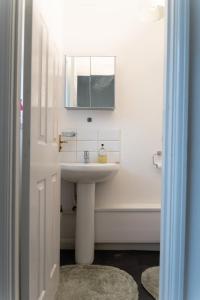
[66,56,90,108]
[90,57,115,109]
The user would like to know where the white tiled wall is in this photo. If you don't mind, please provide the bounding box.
[60,129,121,163]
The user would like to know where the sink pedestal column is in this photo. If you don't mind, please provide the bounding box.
[75,183,95,264]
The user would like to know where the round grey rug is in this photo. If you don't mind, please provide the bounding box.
[56,265,138,300]
[141,266,159,300]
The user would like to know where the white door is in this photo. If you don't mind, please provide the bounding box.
[21,1,61,299]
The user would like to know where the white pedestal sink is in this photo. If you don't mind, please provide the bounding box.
[61,163,119,264]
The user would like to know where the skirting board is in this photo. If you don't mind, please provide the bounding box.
[60,239,160,251]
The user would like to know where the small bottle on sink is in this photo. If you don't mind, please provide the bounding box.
[98,144,108,163]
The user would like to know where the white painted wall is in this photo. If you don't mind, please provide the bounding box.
[59,0,164,209]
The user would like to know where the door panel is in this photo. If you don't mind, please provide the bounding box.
[22,1,61,299]
[39,24,48,142]
[37,180,46,300]
[53,51,59,144]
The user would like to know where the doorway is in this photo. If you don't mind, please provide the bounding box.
[0,0,190,299]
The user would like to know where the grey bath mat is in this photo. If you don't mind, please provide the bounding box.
[56,265,138,300]
[141,266,159,300]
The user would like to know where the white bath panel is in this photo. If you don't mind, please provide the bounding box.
[61,206,160,248]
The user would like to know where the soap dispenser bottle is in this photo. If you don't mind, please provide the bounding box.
[98,144,107,163]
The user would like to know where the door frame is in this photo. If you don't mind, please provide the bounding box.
[0,0,190,299]
[159,0,190,299]
[0,0,20,299]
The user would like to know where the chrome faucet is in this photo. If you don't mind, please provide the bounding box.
[84,151,90,163]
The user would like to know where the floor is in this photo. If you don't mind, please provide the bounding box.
[60,250,160,300]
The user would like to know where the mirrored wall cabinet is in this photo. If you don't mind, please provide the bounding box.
[65,56,116,110]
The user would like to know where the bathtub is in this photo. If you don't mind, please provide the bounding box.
[61,202,161,250]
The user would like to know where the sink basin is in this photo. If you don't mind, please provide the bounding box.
[61,163,119,183]
[60,162,120,265]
